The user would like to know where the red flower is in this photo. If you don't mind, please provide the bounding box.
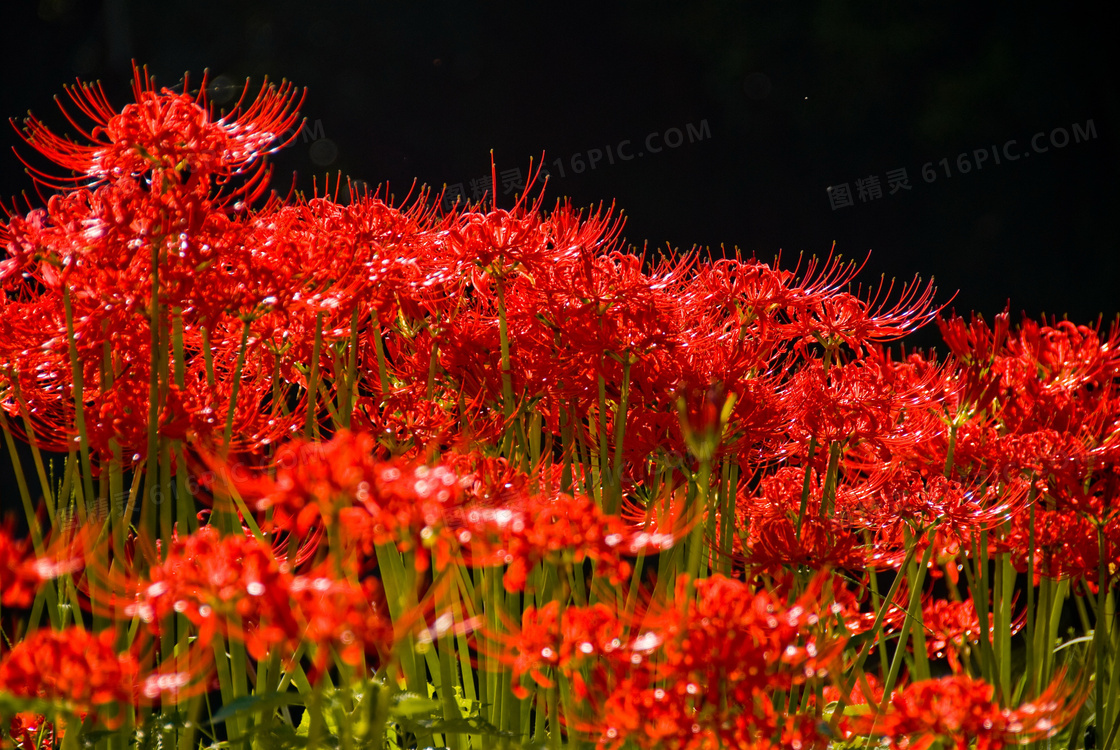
[16,63,301,194]
[919,595,1025,673]
[116,525,396,679]
[0,628,138,727]
[7,713,65,750]
[590,573,846,749]
[222,429,467,572]
[461,482,677,593]
[852,673,1086,750]
[781,270,944,355]
[124,526,299,659]
[0,523,37,608]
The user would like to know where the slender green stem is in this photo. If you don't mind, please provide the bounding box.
[62,286,95,512]
[1099,524,1111,744]
[795,437,818,541]
[223,317,253,448]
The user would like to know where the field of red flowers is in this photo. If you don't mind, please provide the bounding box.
[1,65,1117,750]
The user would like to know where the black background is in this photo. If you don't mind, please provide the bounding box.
[1,0,1117,341]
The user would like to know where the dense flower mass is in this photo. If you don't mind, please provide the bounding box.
[0,65,1113,749]
[848,672,1088,750]
[0,628,138,726]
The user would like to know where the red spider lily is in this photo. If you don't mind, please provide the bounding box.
[684,256,801,351]
[581,573,846,750]
[14,63,301,196]
[864,471,1031,567]
[733,465,880,572]
[996,317,1120,439]
[851,672,1087,750]
[0,628,139,727]
[0,522,37,608]
[287,566,396,681]
[0,520,87,608]
[0,65,312,470]
[0,627,212,725]
[920,595,1026,672]
[104,525,399,680]
[527,248,690,382]
[447,197,553,281]
[433,308,507,408]
[780,270,945,356]
[480,600,629,700]
[7,713,66,750]
[444,158,592,281]
[744,514,867,573]
[460,483,680,593]
[937,309,1011,367]
[120,525,301,659]
[784,354,940,459]
[211,429,467,572]
[449,448,692,580]
[1002,494,1120,591]
[675,380,735,462]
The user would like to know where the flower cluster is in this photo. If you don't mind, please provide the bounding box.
[0,65,1108,749]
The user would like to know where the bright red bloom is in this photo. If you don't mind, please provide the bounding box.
[851,672,1086,750]
[493,572,844,750]
[0,628,138,726]
[15,63,301,194]
[118,525,395,678]
[589,574,846,750]
[461,483,676,593]
[781,269,944,355]
[6,713,65,750]
[0,523,37,608]
[124,525,300,659]
[223,429,467,572]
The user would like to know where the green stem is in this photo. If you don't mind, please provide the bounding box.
[1099,524,1111,744]
[224,317,253,448]
[795,438,818,542]
[683,459,713,602]
[62,285,95,512]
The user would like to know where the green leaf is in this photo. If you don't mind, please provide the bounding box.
[389,692,441,718]
[209,692,304,726]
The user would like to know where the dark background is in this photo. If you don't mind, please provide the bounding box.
[1,0,1117,339]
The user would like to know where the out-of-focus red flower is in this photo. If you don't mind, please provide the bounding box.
[461,483,677,593]
[0,521,87,609]
[0,522,37,608]
[288,566,396,681]
[0,628,138,727]
[6,712,65,750]
[221,429,467,572]
[590,573,845,749]
[124,525,299,659]
[484,600,627,700]
[117,525,395,678]
[851,672,1086,750]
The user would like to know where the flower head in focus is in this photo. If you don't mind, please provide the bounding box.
[14,63,303,197]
